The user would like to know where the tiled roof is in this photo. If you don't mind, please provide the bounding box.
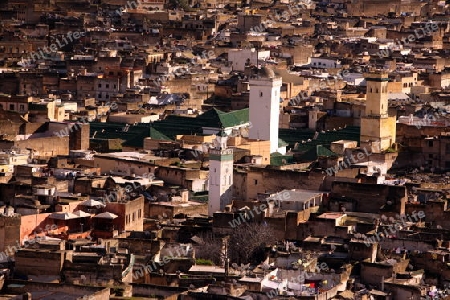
[282,126,361,153]
[89,108,250,146]
[197,107,249,128]
[270,152,294,166]
[90,122,152,148]
[297,145,339,162]
[152,108,249,139]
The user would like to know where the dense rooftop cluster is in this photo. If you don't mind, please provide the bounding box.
[0,0,448,299]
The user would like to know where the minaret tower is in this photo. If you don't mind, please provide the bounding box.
[249,67,284,154]
[360,72,396,153]
[208,130,233,217]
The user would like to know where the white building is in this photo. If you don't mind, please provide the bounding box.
[249,67,286,154]
[208,133,233,216]
[310,57,342,69]
[342,73,365,86]
[228,48,270,71]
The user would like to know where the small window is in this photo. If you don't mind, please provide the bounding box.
[260,91,263,97]
[98,84,101,88]
[428,140,434,147]
[254,179,258,185]
[445,143,450,154]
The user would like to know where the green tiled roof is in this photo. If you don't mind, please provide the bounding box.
[89,108,250,147]
[90,122,153,148]
[282,126,361,153]
[197,108,249,128]
[297,145,338,162]
[149,127,171,141]
[151,108,249,139]
[270,152,294,166]
[278,138,288,148]
[279,128,316,145]
[89,113,359,153]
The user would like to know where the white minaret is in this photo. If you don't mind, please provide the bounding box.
[208,131,233,217]
[249,67,283,154]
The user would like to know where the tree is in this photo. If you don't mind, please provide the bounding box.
[193,232,223,265]
[228,223,277,265]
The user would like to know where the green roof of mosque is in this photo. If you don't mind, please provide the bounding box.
[89,111,359,153]
[123,127,173,148]
[280,126,361,153]
[149,127,171,141]
[298,145,339,162]
[278,138,289,148]
[197,108,249,128]
[270,152,294,166]
[89,108,250,146]
[278,128,316,145]
[89,123,154,148]
[147,108,249,139]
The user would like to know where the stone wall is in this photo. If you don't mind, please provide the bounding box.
[4,280,110,300]
[329,181,406,214]
[233,167,325,200]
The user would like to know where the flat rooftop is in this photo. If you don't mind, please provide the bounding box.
[266,189,323,204]
[95,152,165,162]
[318,212,346,219]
